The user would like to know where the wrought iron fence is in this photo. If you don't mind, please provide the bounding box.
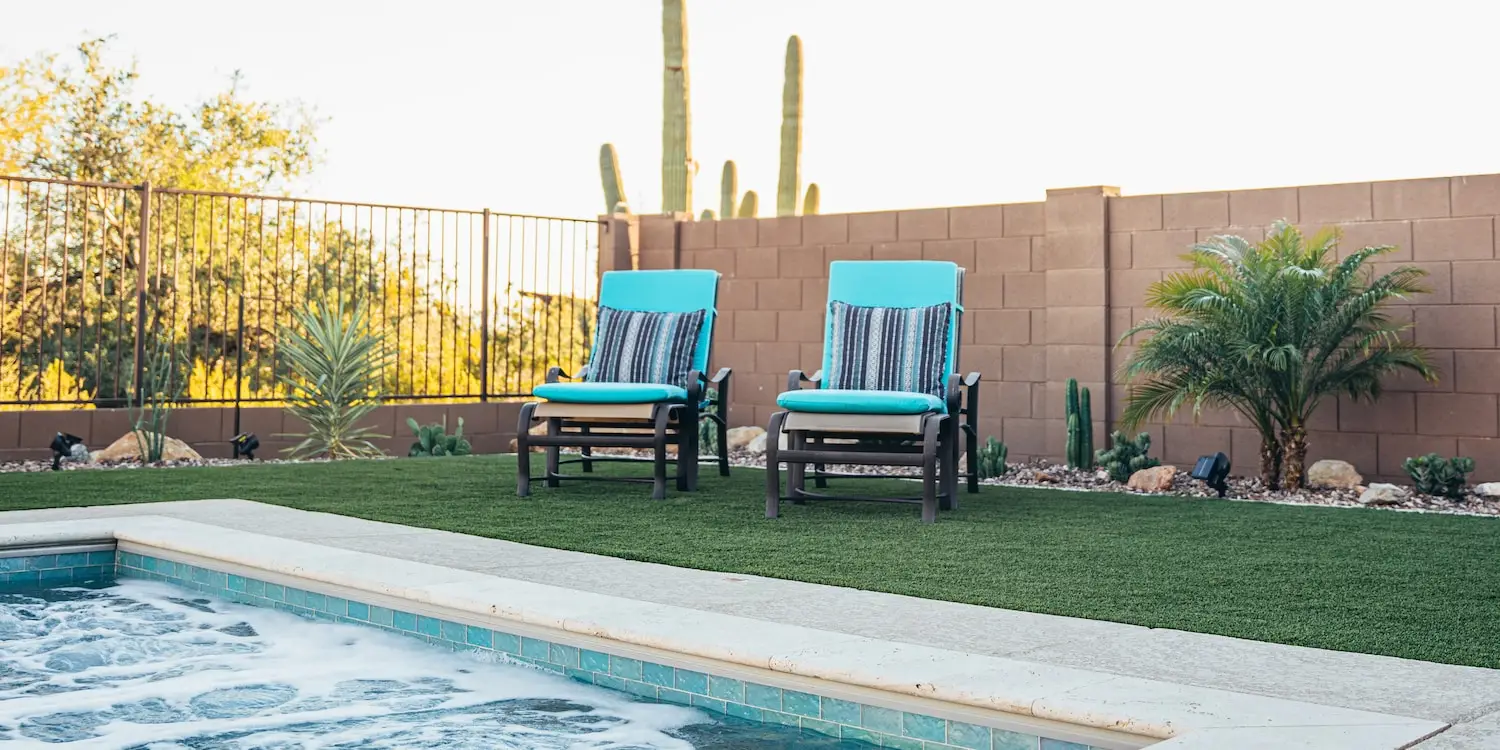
[0,175,599,408]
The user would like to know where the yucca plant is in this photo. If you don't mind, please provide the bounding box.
[1120,221,1436,490]
[278,299,392,459]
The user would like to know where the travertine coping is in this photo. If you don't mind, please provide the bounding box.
[0,514,1450,749]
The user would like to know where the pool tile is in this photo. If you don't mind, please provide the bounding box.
[227,574,247,592]
[643,662,675,687]
[521,637,550,661]
[707,675,745,702]
[26,555,58,570]
[593,674,627,692]
[763,710,799,727]
[0,558,26,573]
[441,620,466,644]
[610,656,644,681]
[745,683,783,711]
[535,661,564,674]
[416,617,442,638]
[491,631,520,654]
[801,718,841,738]
[55,553,89,568]
[903,712,945,742]
[88,551,114,566]
[691,695,727,714]
[658,688,692,706]
[392,610,418,632]
[880,735,924,750]
[821,697,861,725]
[38,568,71,585]
[303,592,326,612]
[841,727,884,745]
[783,690,820,718]
[580,649,610,673]
[263,583,285,602]
[286,588,307,608]
[72,566,108,583]
[725,702,763,722]
[549,643,579,668]
[565,667,593,683]
[2,571,39,586]
[1039,740,1088,750]
[862,705,902,735]
[368,605,394,627]
[946,721,991,750]
[346,601,369,621]
[621,679,657,698]
[674,669,708,695]
[324,597,348,617]
[994,729,1042,750]
[465,625,491,648]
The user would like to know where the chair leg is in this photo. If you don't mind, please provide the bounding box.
[677,404,698,492]
[765,411,787,518]
[651,405,671,500]
[716,414,730,477]
[516,402,538,497]
[813,436,828,489]
[788,429,808,502]
[580,426,594,473]
[940,418,959,512]
[920,416,941,522]
[544,418,561,488]
[965,425,979,493]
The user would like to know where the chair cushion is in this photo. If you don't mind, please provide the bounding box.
[776,389,944,415]
[586,306,706,387]
[534,382,689,404]
[825,300,952,398]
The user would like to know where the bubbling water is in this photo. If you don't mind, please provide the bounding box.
[0,581,861,749]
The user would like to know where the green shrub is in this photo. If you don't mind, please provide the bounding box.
[1402,453,1474,498]
[1096,431,1160,483]
[407,417,472,457]
[976,437,1008,479]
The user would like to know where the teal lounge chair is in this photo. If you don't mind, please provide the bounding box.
[517,269,730,499]
[766,260,981,522]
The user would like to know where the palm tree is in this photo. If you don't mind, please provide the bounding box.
[1118,221,1436,490]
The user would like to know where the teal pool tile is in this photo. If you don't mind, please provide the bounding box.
[658,688,692,706]
[946,721,991,750]
[593,674,627,692]
[521,638,551,661]
[465,625,491,648]
[707,675,745,702]
[441,620,466,644]
[285,588,306,608]
[691,694,726,714]
[993,729,1042,750]
[565,667,593,683]
[1039,740,1088,750]
[392,610,418,632]
[725,702,762,722]
[801,718,840,738]
[745,683,782,711]
[38,568,71,585]
[138,555,157,572]
[862,705,902,735]
[879,735,924,750]
[244,578,265,597]
[821,697,861,726]
[416,616,442,638]
[226,574,247,592]
[25,555,58,570]
[610,656,644,681]
[535,661,564,674]
[87,551,114,566]
[674,669,708,695]
[71,566,108,583]
[3,571,38,586]
[621,679,657,698]
[173,562,193,580]
[580,649,610,673]
[763,710,800,728]
[549,643,579,668]
[324,597,347,617]
[784,690,820,718]
[117,552,139,569]
[190,566,212,585]
[347,601,370,621]
[55,552,89,568]
[841,727,884,745]
[368,605,394,627]
[903,712,945,742]
[159,560,178,578]
[0,558,27,573]
[643,662,675,687]
[492,631,521,654]
[303,592,326,612]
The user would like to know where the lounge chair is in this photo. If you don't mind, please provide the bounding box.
[765,260,980,522]
[516,269,730,499]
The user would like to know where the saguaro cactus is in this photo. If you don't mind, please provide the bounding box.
[700,209,715,220]
[738,190,759,218]
[661,0,693,214]
[803,183,820,215]
[720,160,738,219]
[599,143,627,214]
[1065,378,1095,470]
[776,35,803,217]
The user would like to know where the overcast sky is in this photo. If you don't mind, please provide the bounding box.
[5,0,1499,220]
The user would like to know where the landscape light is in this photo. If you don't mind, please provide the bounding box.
[50,432,84,471]
[231,433,260,460]
[1191,452,1232,498]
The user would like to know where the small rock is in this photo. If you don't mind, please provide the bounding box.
[1307,459,1363,490]
[508,422,548,453]
[1128,465,1177,492]
[1358,483,1407,506]
[66,443,90,463]
[726,426,766,452]
[746,432,767,455]
[91,432,202,463]
[1476,482,1500,498]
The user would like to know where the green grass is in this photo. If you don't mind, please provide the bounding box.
[3,455,1498,669]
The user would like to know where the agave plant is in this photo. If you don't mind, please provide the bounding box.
[277,300,392,459]
[407,416,472,457]
[1119,221,1436,490]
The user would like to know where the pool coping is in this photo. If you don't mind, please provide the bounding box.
[0,511,1452,749]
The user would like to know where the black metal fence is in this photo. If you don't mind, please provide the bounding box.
[0,175,599,407]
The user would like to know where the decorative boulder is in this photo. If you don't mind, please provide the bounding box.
[1307,459,1363,490]
[1358,483,1407,506]
[744,430,789,456]
[1474,482,1500,498]
[726,426,766,451]
[91,431,203,463]
[1127,465,1177,492]
[508,423,548,453]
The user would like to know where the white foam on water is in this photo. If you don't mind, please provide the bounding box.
[0,580,718,748]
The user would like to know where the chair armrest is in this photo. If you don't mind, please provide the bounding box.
[962,371,981,388]
[545,367,572,384]
[708,367,731,384]
[786,369,823,392]
[686,369,705,404]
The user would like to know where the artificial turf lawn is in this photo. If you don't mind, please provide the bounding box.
[2,454,1497,669]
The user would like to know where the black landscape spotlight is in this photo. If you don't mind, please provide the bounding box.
[231,433,260,460]
[1191,451,1232,498]
[50,432,84,471]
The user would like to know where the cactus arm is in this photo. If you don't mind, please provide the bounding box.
[738,190,758,218]
[802,183,820,215]
[720,160,738,219]
[776,35,804,216]
[662,0,693,213]
[599,143,627,214]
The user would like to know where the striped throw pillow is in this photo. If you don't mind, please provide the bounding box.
[825,301,952,397]
[586,306,707,387]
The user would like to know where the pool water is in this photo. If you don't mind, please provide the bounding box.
[0,581,870,748]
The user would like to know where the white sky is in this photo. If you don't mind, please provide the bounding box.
[5,0,1500,220]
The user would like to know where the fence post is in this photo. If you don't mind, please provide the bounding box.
[479,208,491,402]
[132,181,151,406]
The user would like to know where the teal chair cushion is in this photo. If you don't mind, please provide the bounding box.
[534,382,689,404]
[776,389,944,415]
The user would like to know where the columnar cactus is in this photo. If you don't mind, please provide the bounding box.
[776,35,803,217]
[661,0,693,214]
[700,209,715,220]
[1065,378,1095,470]
[803,183,820,215]
[738,190,759,218]
[721,160,738,219]
[599,143,627,214]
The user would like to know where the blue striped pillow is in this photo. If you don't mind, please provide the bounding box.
[825,301,952,397]
[586,306,706,387]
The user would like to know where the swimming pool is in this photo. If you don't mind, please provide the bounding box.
[0,581,866,748]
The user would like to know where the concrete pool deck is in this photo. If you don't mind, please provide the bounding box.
[2,499,1497,748]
